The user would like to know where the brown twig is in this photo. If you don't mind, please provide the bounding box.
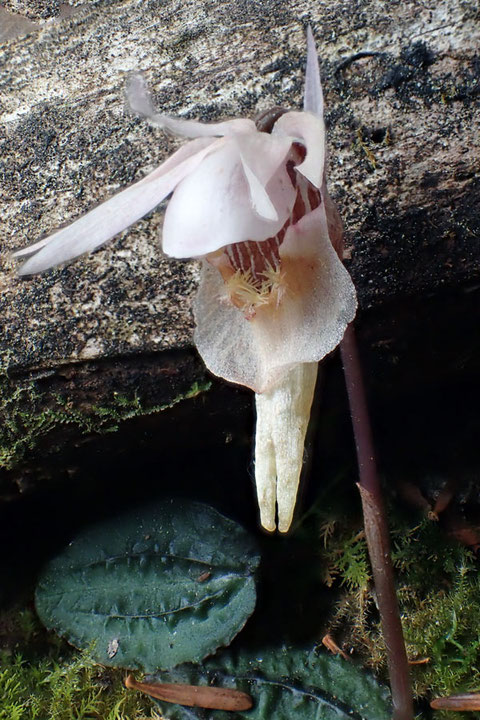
[124,674,253,711]
[431,693,480,711]
[340,323,414,720]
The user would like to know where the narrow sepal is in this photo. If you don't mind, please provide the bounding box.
[304,26,324,116]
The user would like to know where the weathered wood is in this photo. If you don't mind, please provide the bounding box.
[1,0,478,374]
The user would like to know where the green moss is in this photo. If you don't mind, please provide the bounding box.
[0,359,212,714]
[0,359,210,472]
[308,493,480,714]
[0,650,156,720]
[393,519,480,702]
[0,607,156,720]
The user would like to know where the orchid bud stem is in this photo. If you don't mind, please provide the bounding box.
[340,323,413,720]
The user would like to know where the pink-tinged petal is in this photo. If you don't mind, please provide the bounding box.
[193,204,357,393]
[234,132,293,186]
[12,233,57,259]
[127,73,256,138]
[14,137,217,275]
[272,111,325,188]
[240,161,278,221]
[235,132,293,221]
[261,161,297,231]
[304,27,324,116]
[162,143,295,258]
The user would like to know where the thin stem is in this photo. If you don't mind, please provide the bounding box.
[340,323,413,720]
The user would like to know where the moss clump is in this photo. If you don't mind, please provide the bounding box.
[309,491,480,711]
[0,650,156,720]
[0,359,210,473]
[393,518,480,703]
[0,607,156,720]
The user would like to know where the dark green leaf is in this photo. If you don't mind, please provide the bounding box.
[148,647,392,720]
[35,499,259,671]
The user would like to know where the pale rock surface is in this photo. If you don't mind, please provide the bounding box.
[1,0,478,372]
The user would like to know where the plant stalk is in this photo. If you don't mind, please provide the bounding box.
[340,323,413,720]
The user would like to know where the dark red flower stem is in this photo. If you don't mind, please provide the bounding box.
[340,323,413,720]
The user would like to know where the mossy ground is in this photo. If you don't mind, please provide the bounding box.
[0,638,156,719]
[0,360,212,718]
[3,487,479,720]
[301,478,480,719]
[1,362,479,718]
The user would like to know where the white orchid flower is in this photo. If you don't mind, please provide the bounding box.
[13,28,357,533]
